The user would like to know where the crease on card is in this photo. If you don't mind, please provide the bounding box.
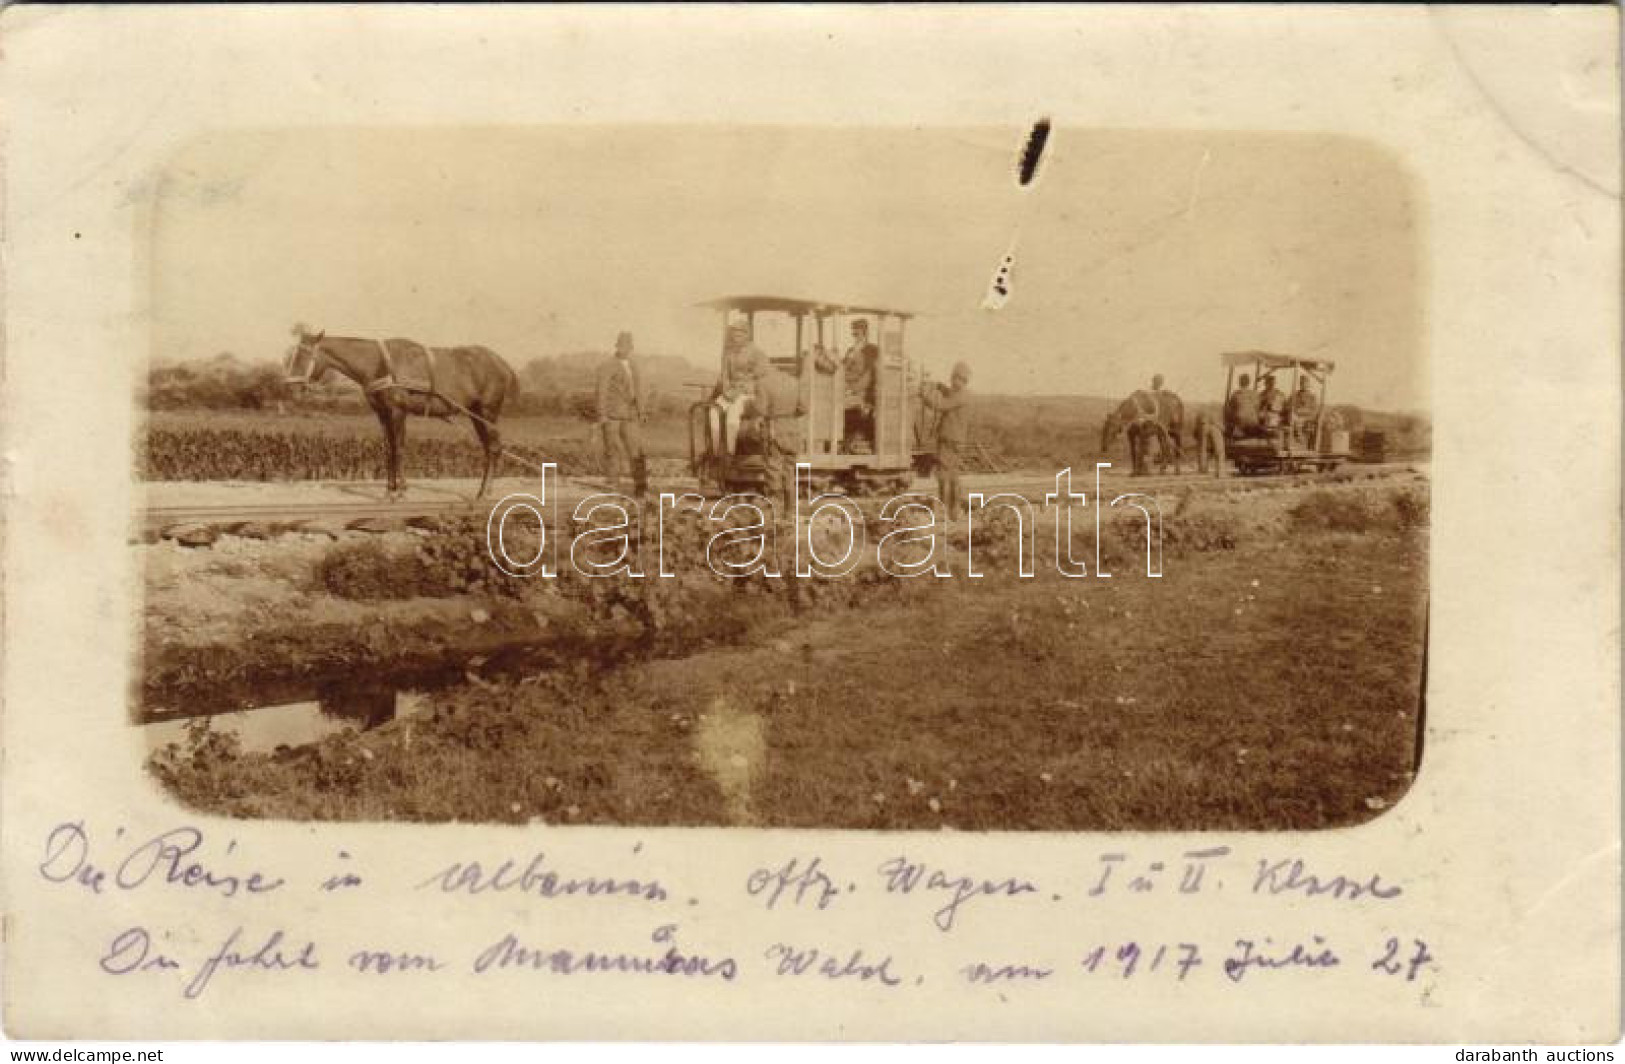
[1517,840,1620,926]
[1430,10,1618,200]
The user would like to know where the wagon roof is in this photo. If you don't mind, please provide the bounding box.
[1220,350,1336,372]
[698,294,914,320]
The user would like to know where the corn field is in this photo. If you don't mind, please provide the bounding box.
[138,425,600,482]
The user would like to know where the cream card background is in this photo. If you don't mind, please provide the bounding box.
[1,4,1618,1042]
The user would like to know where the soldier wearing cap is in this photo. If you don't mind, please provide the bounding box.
[595,330,647,496]
[842,319,881,450]
[711,321,771,456]
[920,361,973,520]
[752,361,803,510]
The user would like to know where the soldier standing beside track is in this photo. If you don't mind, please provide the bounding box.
[595,330,648,497]
[753,368,802,510]
[921,361,972,521]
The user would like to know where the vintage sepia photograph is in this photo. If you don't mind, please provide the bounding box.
[136,125,1430,830]
[5,3,1618,1047]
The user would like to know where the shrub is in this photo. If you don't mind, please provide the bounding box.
[315,540,422,601]
[1391,487,1430,530]
[1288,490,1373,534]
[1162,510,1241,553]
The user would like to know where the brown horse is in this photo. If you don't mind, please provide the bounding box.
[1100,389,1184,475]
[283,325,519,498]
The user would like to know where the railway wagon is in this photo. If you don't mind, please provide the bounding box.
[1218,351,1351,475]
[688,295,926,495]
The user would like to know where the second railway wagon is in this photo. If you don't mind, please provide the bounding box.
[1217,350,1351,475]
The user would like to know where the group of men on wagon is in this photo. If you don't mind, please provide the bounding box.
[1224,372,1319,446]
[713,317,882,452]
[705,317,971,514]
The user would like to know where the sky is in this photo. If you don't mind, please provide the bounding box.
[149,126,1424,410]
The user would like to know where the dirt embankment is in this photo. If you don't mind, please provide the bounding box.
[142,475,1429,707]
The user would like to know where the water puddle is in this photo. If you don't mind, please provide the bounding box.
[145,685,432,755]
[138,635,599,751]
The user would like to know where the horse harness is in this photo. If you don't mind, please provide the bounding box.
[1129,390,1162,428]
[365,339,438,403]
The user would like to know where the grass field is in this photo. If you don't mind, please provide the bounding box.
[145,480,1428,830]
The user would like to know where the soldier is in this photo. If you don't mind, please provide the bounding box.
[920,361,972,520]
[711,321,770,456]
[752,363,803,510]
[1224,373,1260,438]
[1288,376,1320,446]
[842,318,880,450]
[595,330,648,496]
[1258,374,1287,435]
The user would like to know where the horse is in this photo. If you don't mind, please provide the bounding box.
[1100,389,1184,476]
[283,324,520,499]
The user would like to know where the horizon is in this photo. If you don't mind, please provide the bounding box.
[153,346,1429,418]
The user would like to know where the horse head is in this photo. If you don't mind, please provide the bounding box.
[284,324,328,386]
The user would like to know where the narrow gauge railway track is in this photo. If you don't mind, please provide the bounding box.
[137,462,1425,540]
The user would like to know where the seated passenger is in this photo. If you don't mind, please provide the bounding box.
[711,322,771,455]
[1258,375,1286,434]
[1224,373,1260,438]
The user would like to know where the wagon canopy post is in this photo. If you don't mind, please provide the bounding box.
[716,310,729,375]
[1315,367,1331,452]
[894,314,908,463]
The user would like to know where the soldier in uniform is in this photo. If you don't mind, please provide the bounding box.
[1288,376,1320,447]
[595,330,648,496]
[920,361,972,520]
[711,322,771,456]
[842,318,880,450]
[752,363,802,510]
[1258,374,1287,437]
[1224,373,1260,438]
